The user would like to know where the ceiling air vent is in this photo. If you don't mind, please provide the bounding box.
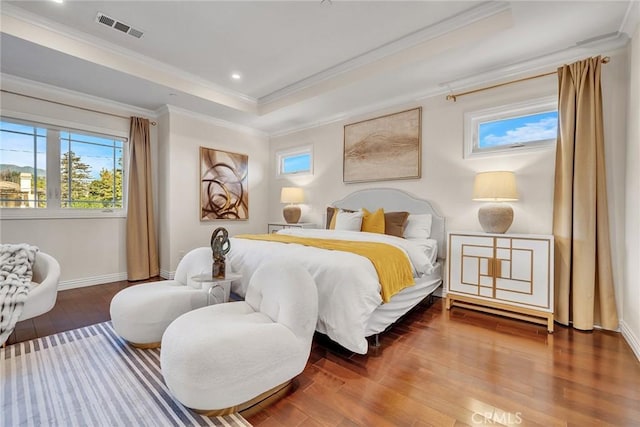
[95,12,144,39]
[128,28,144,39]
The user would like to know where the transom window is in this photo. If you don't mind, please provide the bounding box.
[0,118,125,214]
[276,145,313,178]
[464,97,558,158]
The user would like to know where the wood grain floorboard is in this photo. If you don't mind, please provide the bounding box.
[6,281,640,426]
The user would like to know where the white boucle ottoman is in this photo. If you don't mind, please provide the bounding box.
[110,247,212,347]
[160,262,318,415]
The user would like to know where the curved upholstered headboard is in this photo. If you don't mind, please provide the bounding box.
[332,188,446,259]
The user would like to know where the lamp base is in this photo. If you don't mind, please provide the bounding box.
[283,205,301,224]
[478,203,513,234]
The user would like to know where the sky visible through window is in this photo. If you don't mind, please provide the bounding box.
[282,153,311,174]
[60,131,123,178]
[0,122,46,174]
[0,121,122,179]
[479,111,558,148]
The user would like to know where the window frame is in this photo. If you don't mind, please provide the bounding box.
[275,145,313,179]
[0,115,128,219]
[463,96,558,159]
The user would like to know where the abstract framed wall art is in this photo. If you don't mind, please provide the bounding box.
[343,107,422,183]
[200,147,248,220]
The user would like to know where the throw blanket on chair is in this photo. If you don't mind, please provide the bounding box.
[0,244,39,345]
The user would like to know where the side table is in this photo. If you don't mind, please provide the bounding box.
[190,273,242,305]
[267,222,317,233]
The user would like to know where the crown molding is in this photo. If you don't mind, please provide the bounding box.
[164,104,267,138]
[269,32,628,139]
[259,1,510,106]
[269,85,448,139]
[258,6,513,116]
[154,104,172,118]
[268,113,348,139]
[619,1,639,37]
[0,4,257,111]
[438,32,629,93]
[1,72,157,119]
[3,1,632,140]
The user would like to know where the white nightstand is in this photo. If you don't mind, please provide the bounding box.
[446,231,555,332]
[267,222,317,233]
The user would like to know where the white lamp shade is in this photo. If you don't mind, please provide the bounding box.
[472,171,519,201]
[280,187,304,204]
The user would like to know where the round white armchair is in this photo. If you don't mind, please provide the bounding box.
[18,252,61,322]
[161,261,318,415]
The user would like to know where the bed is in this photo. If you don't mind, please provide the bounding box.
[228,188,446,354]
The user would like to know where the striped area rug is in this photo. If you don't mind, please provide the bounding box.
[0,322,251,427]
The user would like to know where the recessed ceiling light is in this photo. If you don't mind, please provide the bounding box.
[231,73,241,80]
[51,0,64,3]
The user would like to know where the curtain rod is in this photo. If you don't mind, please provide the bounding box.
[0,89,157,125]
[445,56,610,102]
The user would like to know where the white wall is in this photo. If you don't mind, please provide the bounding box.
[0,78,158,288]
[0,83,270,285]
[157,107,270,277]
[156,108,172,278]
[622,26,640,360]
[269,73,570,234]
[269,49,629,325]
[601,50,630,321]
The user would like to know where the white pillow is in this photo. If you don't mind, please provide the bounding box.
[404,214,432,239]
[334,210,363,231]
[406,238,438,265]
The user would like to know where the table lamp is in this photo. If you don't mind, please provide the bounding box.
[472,171,519,233]
[280,187,304,224]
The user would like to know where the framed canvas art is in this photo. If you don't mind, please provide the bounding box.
[200,147,248,220]
[343,107,422,183]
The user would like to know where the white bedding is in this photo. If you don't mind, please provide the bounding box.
[228,229,438,354]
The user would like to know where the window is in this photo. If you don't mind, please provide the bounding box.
[0,117,126,216]
[464,97,557,158]
[0,121,47,208]
[276,145,313,178]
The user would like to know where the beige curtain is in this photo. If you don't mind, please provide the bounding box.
[126,117,159,281]
[553,56,618,330]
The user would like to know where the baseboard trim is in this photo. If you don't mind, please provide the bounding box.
[58,272,128,291]
[620,320,640,362]
[159,269,175,280]
[59,270,175,290]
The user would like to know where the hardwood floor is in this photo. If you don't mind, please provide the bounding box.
[6,279,151,345]
[7,281,640,426]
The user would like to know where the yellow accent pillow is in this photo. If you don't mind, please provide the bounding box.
[361,208,385,234]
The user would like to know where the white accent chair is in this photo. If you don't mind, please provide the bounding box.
[160,262,318,415]
[110,247,212,348]
[19,252,61,321]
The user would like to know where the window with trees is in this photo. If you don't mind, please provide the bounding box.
[0,118,125,215]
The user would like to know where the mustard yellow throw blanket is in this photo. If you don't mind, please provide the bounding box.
[236,234,415,302]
